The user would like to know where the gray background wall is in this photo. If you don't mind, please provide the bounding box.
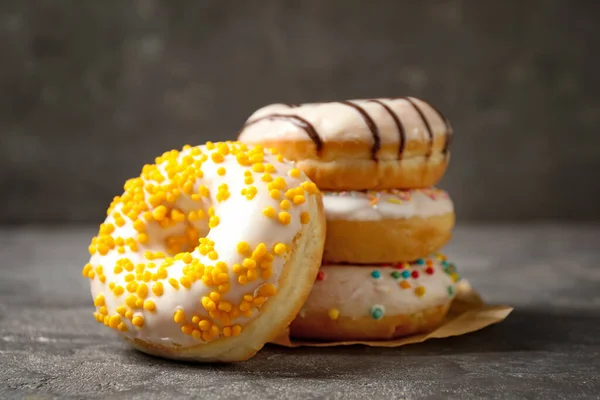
[1,0,599,224]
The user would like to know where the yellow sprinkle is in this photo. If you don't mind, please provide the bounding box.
[273,243,287,256]
[288,168,301,178]
[136,283,148,298]
[386,198,403,204]
[132,316,145,327]
[211,152,224,163]
[279,200,291,210]
[251,243,267,259]
[247,269,258,281]
[168,278,179,289]
[293,195,305,205]
[142,299,156,311]
[108,315,121,329]
[328,308,340,320]
[300,212,310,224]
[201,296,216,311]
[232,325,242,336]
[181,324,194,335]
[217,167,226,176]
[301,181,319,194]
[171,209,186,222]
[209,216,220,229]
[133,219,146,233]
[269,189,281,199]
[261,173,272,182]
[113,286,125,296]
[93,294,105,307]
[232,264,243,274]
[271,177,286,190]
[173,309,186,323]
[180,276,192,289]
[262,206,276,218]
[198,320,211,331]
[217,301,232,312]
[152,205,167,221]
[243,258,257,269]
[237,242,249,254]
[278,212,291,225]
[260,283,277,297]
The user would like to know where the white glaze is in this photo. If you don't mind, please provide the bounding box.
[300,256,459,319]
[238,97,449,158]
[86,143,316,348]
[323,188,453,221]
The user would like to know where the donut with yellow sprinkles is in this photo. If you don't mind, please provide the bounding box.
[82,141,325,362]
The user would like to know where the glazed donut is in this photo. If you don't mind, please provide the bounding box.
[237,97,453,190]
[322,188,454,263]
[290,254,460,341]
[81,141,325,362]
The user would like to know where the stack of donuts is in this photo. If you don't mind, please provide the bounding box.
[238,97,461,341]
[81,96,463,363]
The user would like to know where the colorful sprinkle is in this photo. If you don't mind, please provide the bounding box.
[447,286,454,297]
[316,271,325,281]
[425,267,434,275]
[411,270,419,279]
[399,280,411,289]
[370,305,385,320]
[328,308,340,320]
[401,270,411,279]
[416,259,425,265]
[391,271,402,279]
[371,270,381,279]
[414,286,426,297]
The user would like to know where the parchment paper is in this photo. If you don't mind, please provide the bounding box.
[271,280,513,347]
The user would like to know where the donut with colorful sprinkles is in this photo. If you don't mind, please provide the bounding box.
[290,254,460,341]
[82,141,326,362]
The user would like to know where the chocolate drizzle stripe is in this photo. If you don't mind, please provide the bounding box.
[243,114,323,154]
[339,100,381,160]
[401,97,434,157]
[368,99,406,158]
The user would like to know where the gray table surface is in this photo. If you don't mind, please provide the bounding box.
[0,224,599,399]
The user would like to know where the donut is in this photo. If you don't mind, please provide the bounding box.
[237,97,453,190]
[322,188,454,263]
[290,254,460,341]
[81,141,326,362]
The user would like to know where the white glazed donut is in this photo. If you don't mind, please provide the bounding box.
[237,97,453,190]
[81,141,325,362]
[322,188,455,263]
[290,254,460,341]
